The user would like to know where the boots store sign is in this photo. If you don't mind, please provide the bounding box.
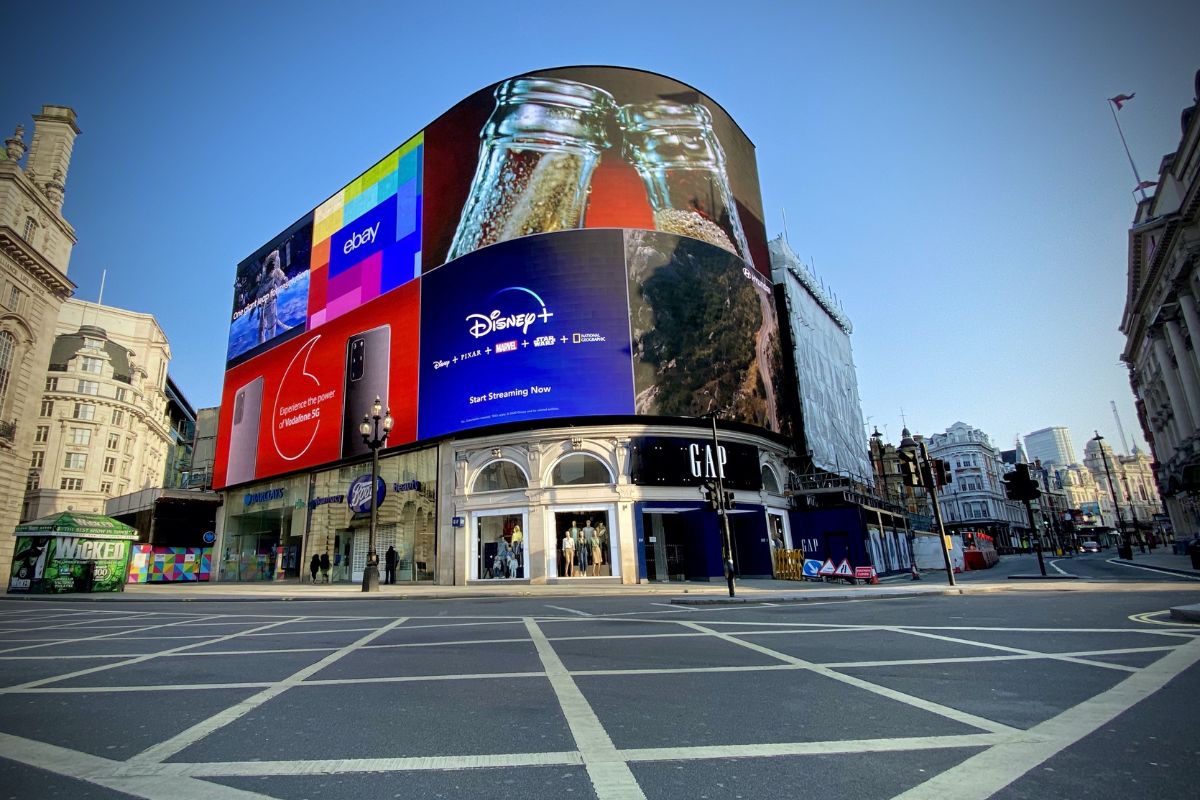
[629,436,762,491]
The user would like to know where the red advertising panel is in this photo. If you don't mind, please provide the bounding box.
[214,281,419,489]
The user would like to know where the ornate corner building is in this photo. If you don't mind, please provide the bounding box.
[1120,69,1200,540]
[0,106,80,585]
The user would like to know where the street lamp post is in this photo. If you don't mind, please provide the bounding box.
[1092,431,1130,559]
[709,415,736,597]
[359,396,393,592]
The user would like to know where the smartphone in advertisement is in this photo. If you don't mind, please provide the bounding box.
[342,325,391,458]
[227,376,264,485]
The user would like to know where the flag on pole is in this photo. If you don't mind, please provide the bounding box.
[1109,93,1135,110]
[1135,180,1157,190]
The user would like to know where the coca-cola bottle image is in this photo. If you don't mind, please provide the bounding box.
[448,78,616,260]
[618,101,753,269]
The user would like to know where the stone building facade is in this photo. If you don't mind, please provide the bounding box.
[22,300,173,523]
[1120,69,1200,542]
[0,106,80,586]
[926,421,1028,551]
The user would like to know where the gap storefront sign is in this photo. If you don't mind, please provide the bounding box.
[629,436,762,491]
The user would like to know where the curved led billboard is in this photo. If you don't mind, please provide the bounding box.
[216,67,780,489]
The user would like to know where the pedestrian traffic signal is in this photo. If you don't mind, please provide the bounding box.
[898,449,921,486]
[935,459,953,487]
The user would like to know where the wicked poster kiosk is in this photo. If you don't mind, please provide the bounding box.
[7,512,137,594]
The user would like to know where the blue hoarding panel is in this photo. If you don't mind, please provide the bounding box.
[417,230,635,439]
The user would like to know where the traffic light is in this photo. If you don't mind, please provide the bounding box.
[898,448,921,486]
[935,459,953,487]
[701,481,719,510]
[1003,463,1041,501]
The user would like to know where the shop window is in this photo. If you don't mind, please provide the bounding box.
[476,513,526,580]
[472,460,528,493]
[761,465,781,494]
[550,454,612,486]
[553,510,614,578]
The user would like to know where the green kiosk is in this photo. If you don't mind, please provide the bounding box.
[8,512,137,594]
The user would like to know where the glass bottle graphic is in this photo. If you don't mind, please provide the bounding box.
[618,102,753,268]
[447,78,615,260]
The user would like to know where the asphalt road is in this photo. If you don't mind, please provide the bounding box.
[1,585,1198,800]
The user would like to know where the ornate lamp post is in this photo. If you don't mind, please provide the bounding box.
[1092,431,1129,559]
[359,396,393,592]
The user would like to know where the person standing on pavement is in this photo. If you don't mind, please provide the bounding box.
[385,545,398,584]
[319,552,331,583]
[310,554,320,584]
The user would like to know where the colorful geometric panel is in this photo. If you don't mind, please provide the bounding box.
[307,132,423,328]
[125,547,213,583]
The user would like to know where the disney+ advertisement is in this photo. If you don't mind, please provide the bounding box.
[417,230,635,439]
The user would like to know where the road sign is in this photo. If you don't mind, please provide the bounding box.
[817,559,836,576]
[802,559,823,578]
[854,566,876,580]
[834,559,854,577]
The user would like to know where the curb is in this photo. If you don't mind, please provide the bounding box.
[1111,559,1200,580]
[1007,574,1079,581]
[670,585,1008,606]
[1169,604,1200,623]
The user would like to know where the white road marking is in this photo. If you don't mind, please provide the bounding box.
[525,617,647,800]
[0,613,228,657]
[0,617,297,692]
[622,731,1036,762]
[120,751,583,778]
[0,730,275,799]
[1048,559,1071,576]
[1106,558,1200,581]
[893,627,1138,672]
[678,621,1018,734]
[889,634,1200,799]
[128,615,410,764]
[546,605,592,616]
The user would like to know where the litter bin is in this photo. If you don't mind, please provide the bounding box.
[1188,539,1200,570]
[1117,543,1133,560]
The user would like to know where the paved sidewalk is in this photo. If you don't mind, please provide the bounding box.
[1111,550,1200,579]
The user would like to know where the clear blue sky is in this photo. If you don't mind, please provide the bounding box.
[3,0,1196,462]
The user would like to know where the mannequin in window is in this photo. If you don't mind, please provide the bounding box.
[574,519,589,576]
[582,518,599,576]
[510,523,524,572]
[561,524,576,577]
[597,522,609,566]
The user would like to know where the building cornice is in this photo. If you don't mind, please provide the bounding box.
[0,162,78,240]
[0,226,75,298]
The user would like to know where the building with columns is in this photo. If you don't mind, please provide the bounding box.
[0,106,80,588]
[1082,438,1161,544]
[1120,68,1200,543]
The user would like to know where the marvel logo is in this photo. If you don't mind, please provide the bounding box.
[495,340,517,354]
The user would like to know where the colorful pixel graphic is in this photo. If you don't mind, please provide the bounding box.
[126,546,213,583]
[308,133,424,328]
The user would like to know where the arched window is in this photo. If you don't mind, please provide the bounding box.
[550,454,613,486]
[760,465,780,494]
[471,460,529,493]
[0,330,14,408]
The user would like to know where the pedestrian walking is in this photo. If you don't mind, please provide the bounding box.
[385,545,398,585]
[310,554,320,583]
[319,552,331,584]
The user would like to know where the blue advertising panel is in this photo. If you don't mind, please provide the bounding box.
[418,230,634,439]
[227,213,313,365]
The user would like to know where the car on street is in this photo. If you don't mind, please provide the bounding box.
[1080,540,1101,553]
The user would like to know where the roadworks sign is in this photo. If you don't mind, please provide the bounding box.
[817,559,836,576]
[834,559,854,577]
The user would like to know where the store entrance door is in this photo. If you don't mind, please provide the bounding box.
[642,512,689,582]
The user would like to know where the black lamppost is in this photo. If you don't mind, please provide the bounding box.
[1092,431,1129,559]
[359,396,393,592]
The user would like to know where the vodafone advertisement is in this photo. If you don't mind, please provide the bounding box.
[213,281,419,489]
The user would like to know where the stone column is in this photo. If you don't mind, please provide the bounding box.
[1165,319,1200,428]
[1152,332,1196,437]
